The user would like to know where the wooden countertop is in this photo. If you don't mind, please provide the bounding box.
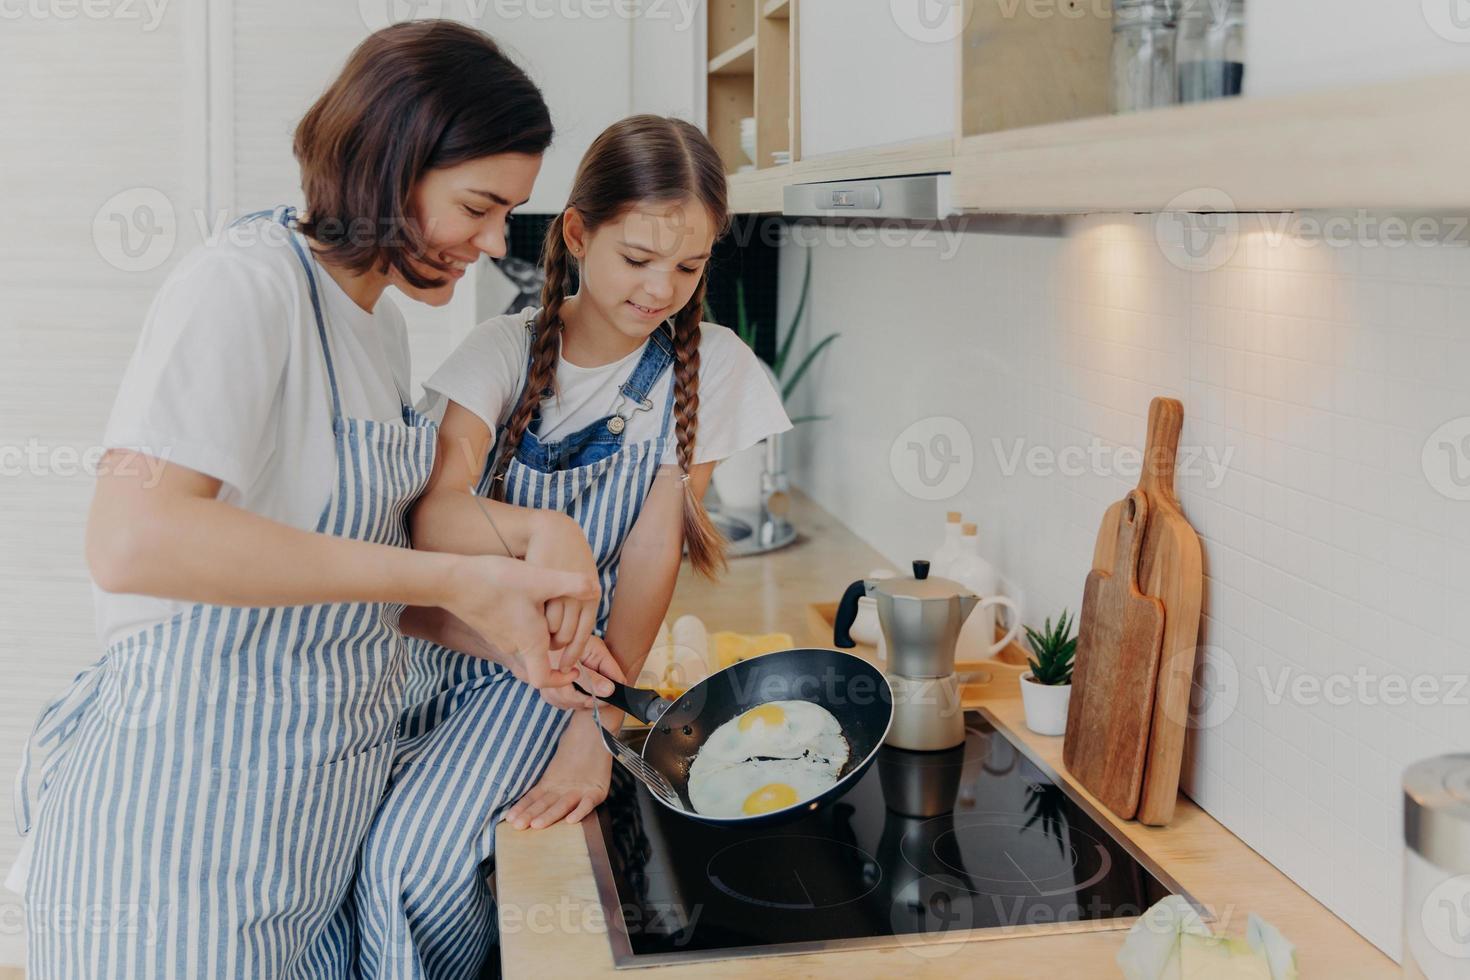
[496,491,1396,978]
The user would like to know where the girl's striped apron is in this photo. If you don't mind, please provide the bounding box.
[13,206,436,978]
[341,310,678,979]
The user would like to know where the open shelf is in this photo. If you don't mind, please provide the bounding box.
[708,35,755,76]
[706,0,796,177]
[726,71,1470,215]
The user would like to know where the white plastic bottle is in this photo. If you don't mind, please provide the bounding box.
[931,511,964,579]
[948,522,998,596]
[951,523,1022,661]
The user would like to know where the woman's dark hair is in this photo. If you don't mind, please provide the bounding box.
[486,115,732,577]
[293,20,552,289]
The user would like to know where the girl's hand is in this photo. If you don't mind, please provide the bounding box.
[524,511,600,663]
[440,554,599,691]
[503,709,614,829]
[538,635,626,711]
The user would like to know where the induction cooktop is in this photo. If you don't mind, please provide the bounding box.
[581,708,1206,968]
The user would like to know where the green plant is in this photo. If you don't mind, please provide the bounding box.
[1023,610,1077,687]
[708,250,836,425]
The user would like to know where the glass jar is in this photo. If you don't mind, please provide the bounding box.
[1111,0,1178,114]
[1176,0,1245,103]
[1403,756,1470,977]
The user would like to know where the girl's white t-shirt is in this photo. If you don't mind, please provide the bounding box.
[97,222,413,648]
[419,308,792,469]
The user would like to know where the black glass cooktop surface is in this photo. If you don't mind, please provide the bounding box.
[583,709,1202,967]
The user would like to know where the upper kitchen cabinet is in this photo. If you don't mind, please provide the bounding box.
[797,1,958,158]
[799,0,1108,158]
[718,0,1470,215]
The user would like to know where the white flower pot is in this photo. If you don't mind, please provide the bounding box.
[711,438,767,513]
[1019,673,1071,736]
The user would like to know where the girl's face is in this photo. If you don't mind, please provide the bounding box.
[565,198,716,341]
[396,153,543,306]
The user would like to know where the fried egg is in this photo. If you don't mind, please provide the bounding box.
[686,701,850,817]
[694,700,849,767]
[688,757,844,817]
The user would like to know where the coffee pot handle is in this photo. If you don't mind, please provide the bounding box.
[833,579,869,648]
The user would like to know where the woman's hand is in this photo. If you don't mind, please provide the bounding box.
[502,709,614,829]
[439,553,599,691]
[538,635,625,711]
[524,511,600,663]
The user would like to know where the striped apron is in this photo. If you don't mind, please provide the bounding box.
[13,206,436,978]
[341,311,677,979]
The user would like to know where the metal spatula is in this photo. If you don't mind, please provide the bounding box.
[590,699,685,811]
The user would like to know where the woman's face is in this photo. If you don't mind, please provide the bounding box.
[397,153,543,306]
[565,198,716,342]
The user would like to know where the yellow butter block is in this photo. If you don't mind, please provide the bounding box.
[710,632,751,667]
[709,632,793,668]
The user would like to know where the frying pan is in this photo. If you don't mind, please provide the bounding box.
[579,647,893,828]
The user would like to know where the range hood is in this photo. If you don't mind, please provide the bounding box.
[782,173,957,221]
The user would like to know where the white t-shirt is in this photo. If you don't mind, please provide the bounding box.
[97,220,413,647]
[419,309,792,469]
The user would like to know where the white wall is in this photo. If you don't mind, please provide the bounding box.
[778,212,1470,960]
[0,2,202,966]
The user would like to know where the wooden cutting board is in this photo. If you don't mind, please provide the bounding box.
[1091,397,1204,826]
[1064,489,1165,819]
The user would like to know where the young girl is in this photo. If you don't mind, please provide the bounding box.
[350,115,791,975]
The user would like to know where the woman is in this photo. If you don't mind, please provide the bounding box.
[13,21,613,978]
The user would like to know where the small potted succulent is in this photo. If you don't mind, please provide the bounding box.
[1019,610,1076,736]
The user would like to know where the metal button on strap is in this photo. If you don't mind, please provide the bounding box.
[606,416,626,435]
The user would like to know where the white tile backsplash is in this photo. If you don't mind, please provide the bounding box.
[781,212,1470,960]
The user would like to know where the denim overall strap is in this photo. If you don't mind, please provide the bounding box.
[616,323,675,408]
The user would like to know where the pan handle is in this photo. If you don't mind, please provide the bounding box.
[833,579,869,649]
[572,679,672,725]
